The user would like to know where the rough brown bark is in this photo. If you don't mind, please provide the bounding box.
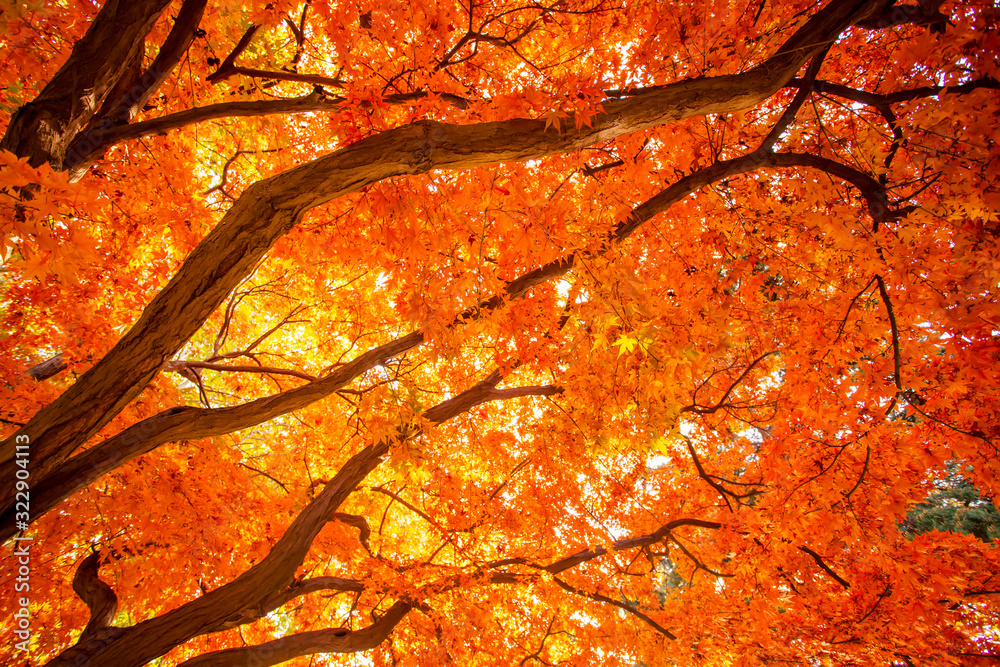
[64,0,209,178]
[72,552,119,637]
[26,353,67,381]
[0,0,172,168]
[177,601,413,667]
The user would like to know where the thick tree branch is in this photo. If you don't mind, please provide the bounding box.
[64,0,209,176]
[72,551,118,637]
[0,0,173,167]
[1,333,422,543]
[216,576,366,632]
[26,353,67,381]
[789,74,998,206]
[178,600,413,667]
[331,513,374,555]
[767,152,903,222]
[216,514,718,638]
[97,0,205,126]
[611,148,900,247]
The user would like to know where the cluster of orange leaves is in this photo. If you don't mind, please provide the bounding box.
[0,0,999,665]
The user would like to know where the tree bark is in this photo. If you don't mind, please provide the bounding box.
[177,601,413,667]
[64,0,209,178]
[0,0,172,168]
[26,354,67,382]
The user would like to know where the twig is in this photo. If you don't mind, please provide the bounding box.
[552,577,677,639]
[798,546,851,589]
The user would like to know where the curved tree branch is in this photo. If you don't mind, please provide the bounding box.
[853,0,947,31]
[799,545,852,589]
[164,359,317,382]
[215,576,366,632]
[682,352,776,416]
[0,0,173,167]
[179,600,413,667]
[72,551,118,638]
[552,576,677,639]
[797,75,1000,107]
[66,90,471,175]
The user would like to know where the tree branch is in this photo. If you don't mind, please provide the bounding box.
[853,0,948,32]
[798,546,851,589]
[215,576,366,632]
[86,90,468,151]
[875,275,902,391]
[164,359,317,382]
[72,551,118,638]
[681,352,776,415]
[552,576,677,639]
[794,75,999,107]
[205,24,260,84]
[88,0,207,128]
[26,353,67,381]
[758,47,829,151]
[331,512,374,555]
[0,0,174,167]
[178,600,413,667]
[211,65,346,89]
[539,518,723,575]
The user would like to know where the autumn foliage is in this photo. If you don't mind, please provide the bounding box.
[0,0,999,664]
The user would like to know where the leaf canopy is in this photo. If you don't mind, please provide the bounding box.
[0,0,999,665]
